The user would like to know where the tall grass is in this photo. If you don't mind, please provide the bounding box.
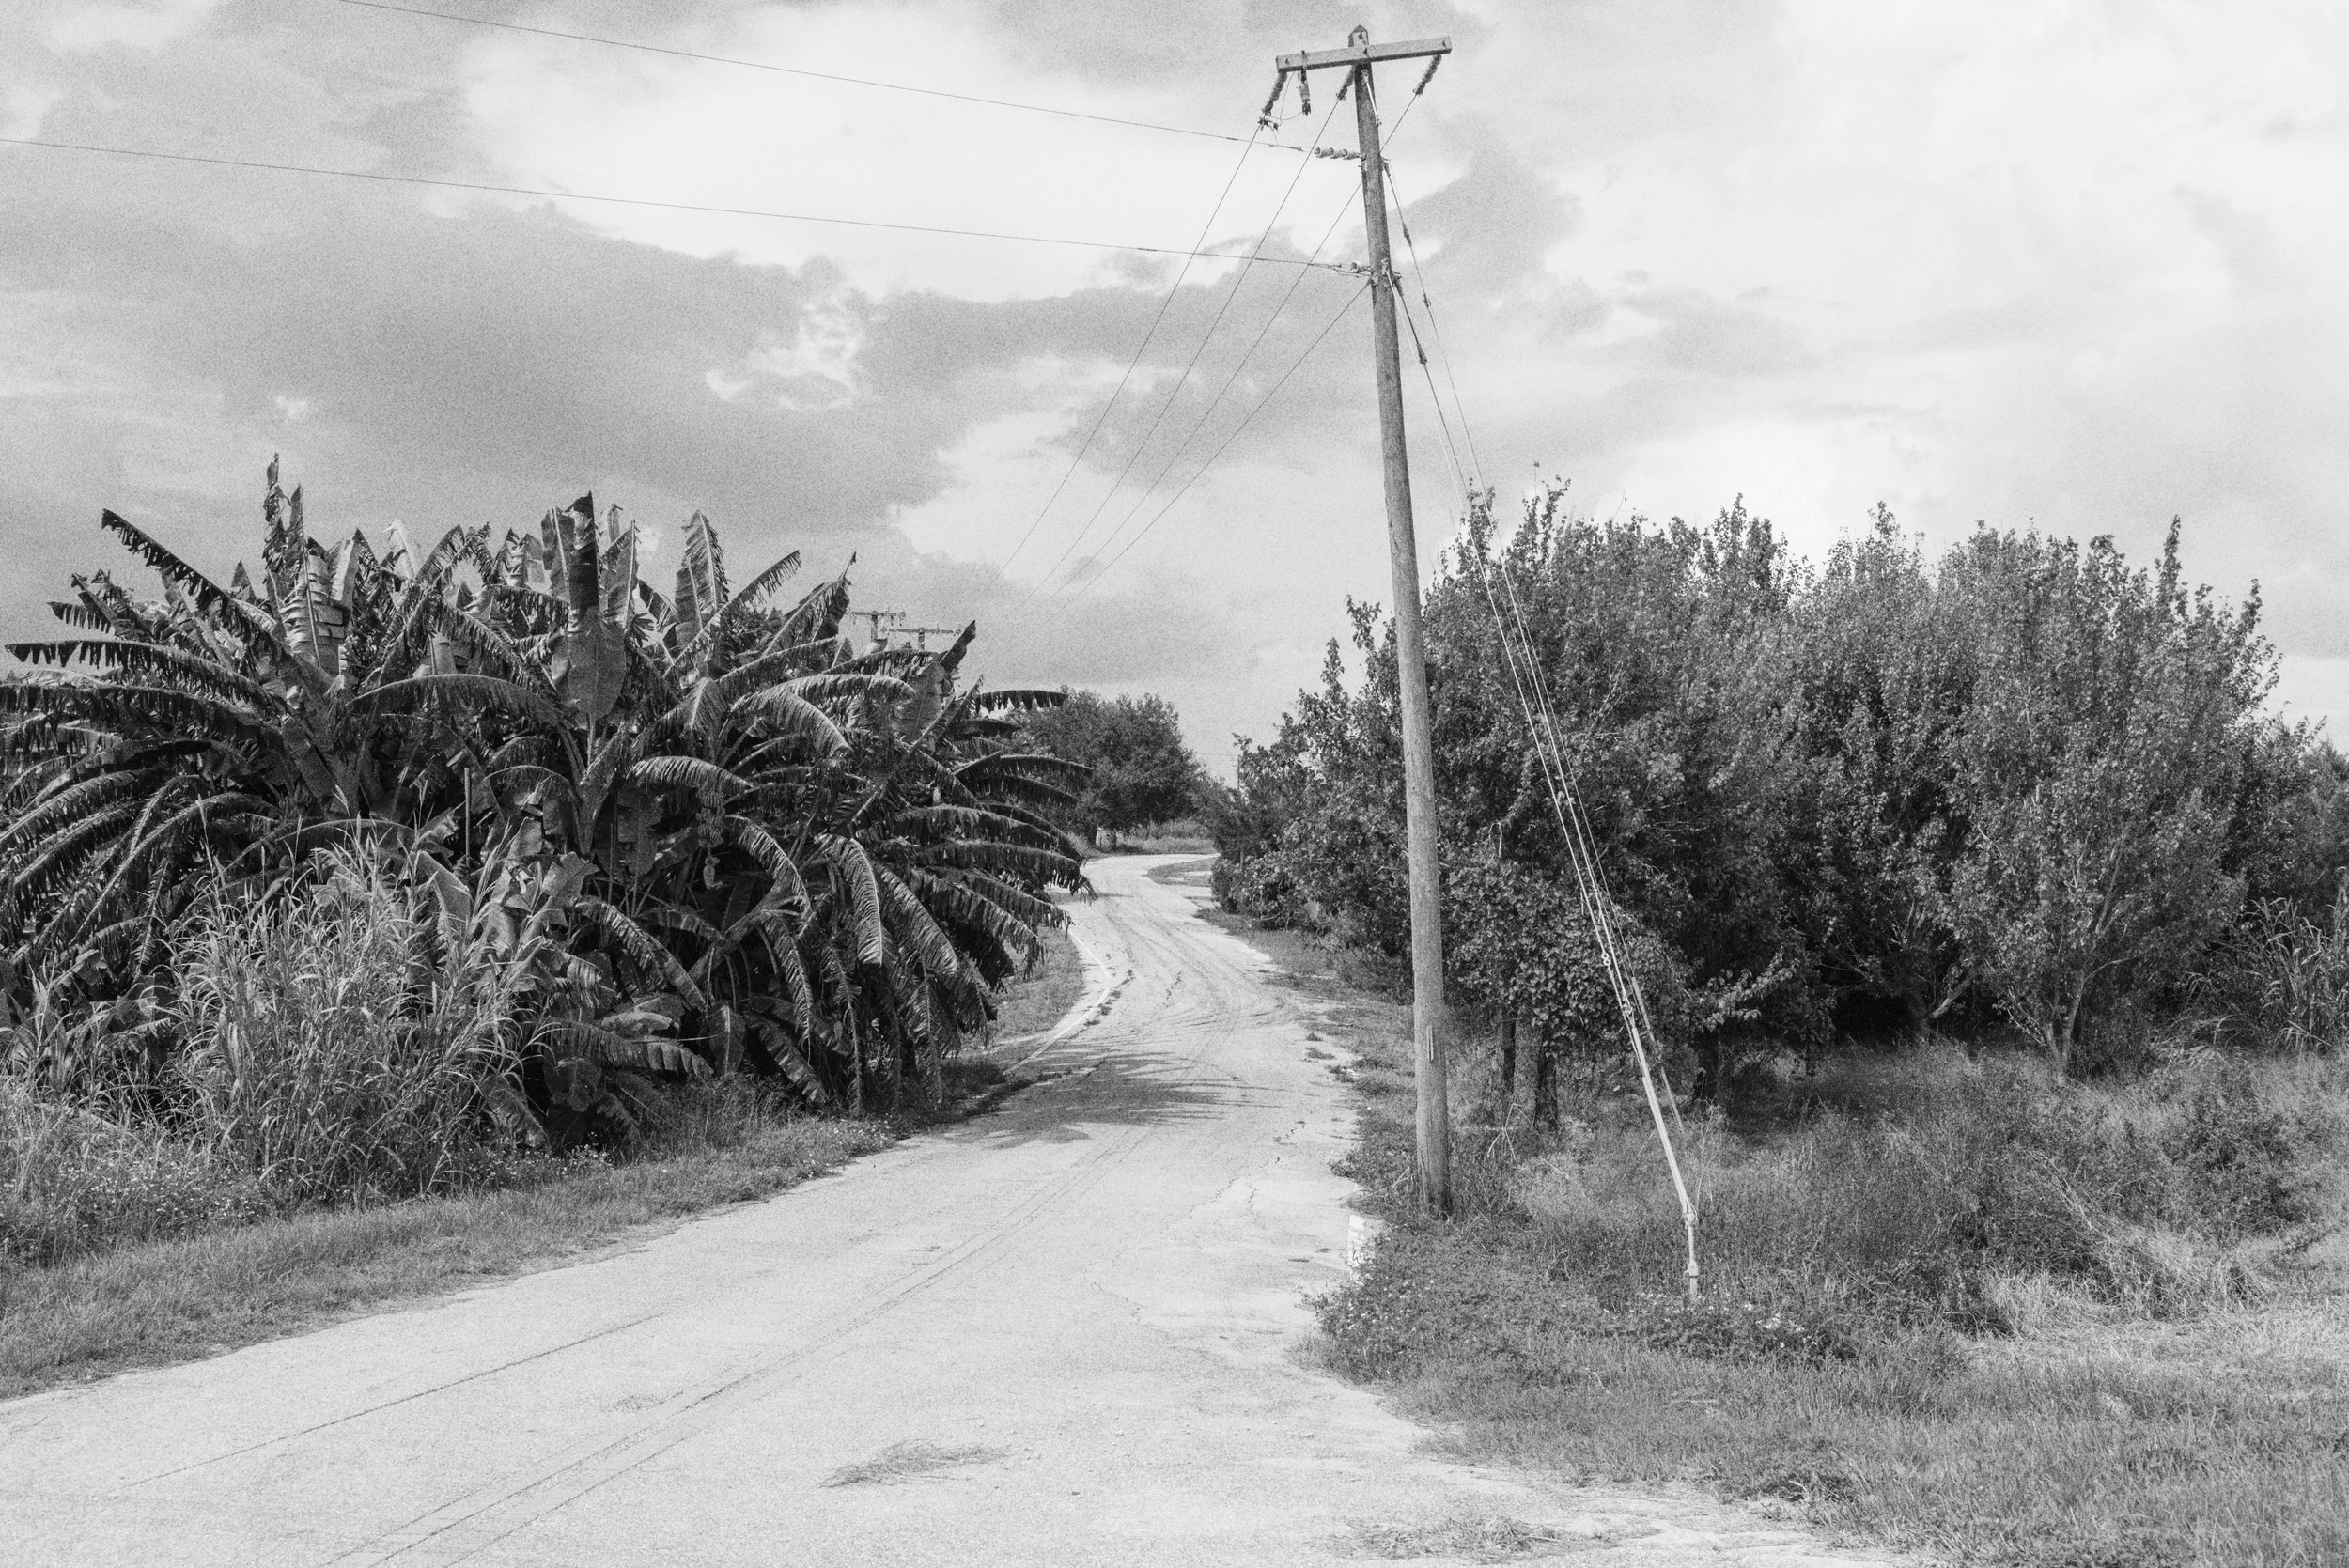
[168,849,525,1204]
[2203,894,2349,1056]
[1371,1047,2341,1356]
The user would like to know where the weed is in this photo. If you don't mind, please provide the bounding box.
[0,1114,891,1398]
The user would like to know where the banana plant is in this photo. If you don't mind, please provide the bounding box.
[0,463,543,988]
[0,459,1089,1131]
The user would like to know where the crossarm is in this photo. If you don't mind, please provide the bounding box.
[1274,36,1450,72]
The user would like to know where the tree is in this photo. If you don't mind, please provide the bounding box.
[1785,506,1978,1031]
[1022,691,1200,843]
[1214,486,1823,1058]
[1937,522,2275,1072]
[1446,861,1691,1125]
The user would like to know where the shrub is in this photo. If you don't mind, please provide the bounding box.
[1217,849,1311,926]
[2158,1063,2322,1234]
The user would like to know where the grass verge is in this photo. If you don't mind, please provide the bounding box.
[2,924,1083,1404]
[980,914,1088,1048]
[1208,911,2349,1568]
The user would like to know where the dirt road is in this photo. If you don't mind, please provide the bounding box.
[0,856,1887,1565]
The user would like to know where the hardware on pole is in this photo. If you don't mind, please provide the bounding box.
[850,608,906,653]
[899,625,964,653]
[1271,25,1454,1214]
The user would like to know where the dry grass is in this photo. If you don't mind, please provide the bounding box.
[1214,911,2349,1568]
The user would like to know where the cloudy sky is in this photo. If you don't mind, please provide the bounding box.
[4,0,2345,768]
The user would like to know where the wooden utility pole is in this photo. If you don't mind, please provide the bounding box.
[1271,27,1454,1213]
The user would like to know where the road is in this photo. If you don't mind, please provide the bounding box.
[0,855,1886,1566]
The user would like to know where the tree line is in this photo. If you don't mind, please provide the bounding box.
[1208,485,2349,1094]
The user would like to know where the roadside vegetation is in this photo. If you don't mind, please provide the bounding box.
[0,462,1090,1384]
[1230,918,2348,1568]
[1209,487,2349,1566]
[1,922,1079,1400]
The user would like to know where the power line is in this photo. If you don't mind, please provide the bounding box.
[1065,280,1371,598]
[996,123,1267,577]
[1042,95,1435,600]
[1396,284,1470,496]
[1385,157,1485,484]
[1055,193,1360,596]
[328,0,1304,152]
[1014,94,1345,607]
[0,134,1352,268]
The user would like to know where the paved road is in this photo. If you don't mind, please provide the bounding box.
[1,856,1887,1566]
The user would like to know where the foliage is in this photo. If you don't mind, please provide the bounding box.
[1213,484,2331,1080]
[1933,522,2271,1071]
[1445,860,1701,1117]
[2197,887,2349,1057]
[0,461,1085,1147]
[1021,689,1201,842]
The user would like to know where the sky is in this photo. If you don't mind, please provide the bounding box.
[3,0,2346,772]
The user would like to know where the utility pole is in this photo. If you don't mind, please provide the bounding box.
[1270,27,1454,1213]
[851,608,906,654]
[850,609,959,655]
[900,625,964,653]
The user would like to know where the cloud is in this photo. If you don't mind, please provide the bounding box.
[442,0,1374,302]
[45,0,219,54]
[2,84,65,140]
[4,0,2348,767]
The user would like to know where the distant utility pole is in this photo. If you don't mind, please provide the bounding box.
[899,625,964,653]
[1269,26,1454,1214]
[852,609,906,653]
[851,609,960,655]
